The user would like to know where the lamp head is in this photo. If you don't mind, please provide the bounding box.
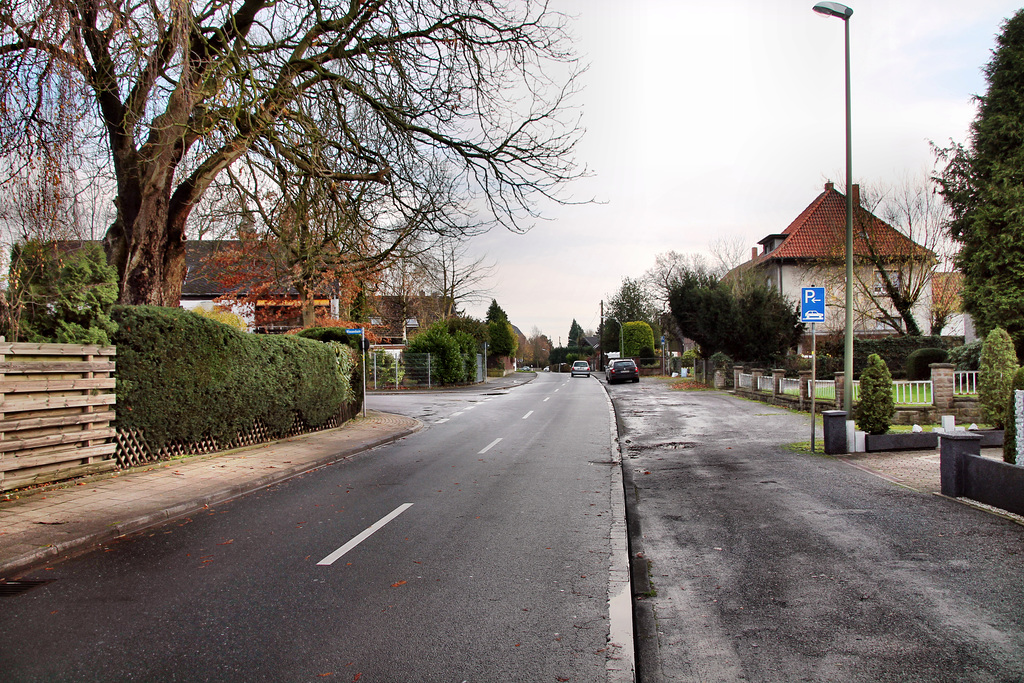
[813,1,853,19]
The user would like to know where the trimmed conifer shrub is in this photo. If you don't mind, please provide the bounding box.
[1002,367,1024,464]
[856,354,894,435]
[112,306,356,447]
[978,327,1019,429]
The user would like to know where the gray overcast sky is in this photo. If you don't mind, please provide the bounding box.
[462,0,1021,347]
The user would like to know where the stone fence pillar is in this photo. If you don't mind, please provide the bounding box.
[930,363,955,410]
[751,368,765,392]
[834,372,845,407]
[734,365,744,390]
[799,370,812,405]
[772,369,785,397]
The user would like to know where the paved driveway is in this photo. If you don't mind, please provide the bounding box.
[609,378,1024,683]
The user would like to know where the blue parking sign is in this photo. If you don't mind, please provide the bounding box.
[800,287,826,323]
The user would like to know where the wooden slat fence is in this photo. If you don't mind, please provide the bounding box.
[0,342,117,491]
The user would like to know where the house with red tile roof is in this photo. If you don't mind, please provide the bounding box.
[730,182,938,345]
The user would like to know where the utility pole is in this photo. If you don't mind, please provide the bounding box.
[599,300,604,370]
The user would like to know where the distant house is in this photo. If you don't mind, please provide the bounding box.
[931,271,973,340]
[179,240,445,339]
[729,182,937,347]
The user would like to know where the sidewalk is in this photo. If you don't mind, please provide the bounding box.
[836,445,1006,495]
[0,410,421,578]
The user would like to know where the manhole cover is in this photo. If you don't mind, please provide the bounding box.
[0,579,52,597]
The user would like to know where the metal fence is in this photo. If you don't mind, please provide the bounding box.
[891,380,932,405]
[367,351,485,389]
[954,371,978,395]
[779,377,801,396]
[809,379,836,401]
[758,375,775,392]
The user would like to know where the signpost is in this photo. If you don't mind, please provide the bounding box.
[801,288,825,452]
[346,328,367,418]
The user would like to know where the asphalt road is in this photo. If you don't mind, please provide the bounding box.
[1,372,623,682]
[611,378,1024,682]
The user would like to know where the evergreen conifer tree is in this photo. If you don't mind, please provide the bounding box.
[936,10,1024,352]
[978,327,1019,429]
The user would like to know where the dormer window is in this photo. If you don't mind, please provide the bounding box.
[758,234,789,255]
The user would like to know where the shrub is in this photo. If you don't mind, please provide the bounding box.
[623,321,655,357]
[856,354,894,435]
[978,327,1019,429]
[948,340,982,371]
[1002,367,1024,465]
[295,326,361,350]
[191,306,247,331]
[904,347,948,381]
[709,351,733,369]
[112,306,354,447]
[407,321,467,384]
[7,241,119,344]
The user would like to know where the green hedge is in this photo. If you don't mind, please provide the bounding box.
[112,306,357,447]
[818,335,962,378]
[295,326,362,350]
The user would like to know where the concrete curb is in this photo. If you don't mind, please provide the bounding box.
[603,386,637,683]
[606,385,660,683]
[1,419,421,578]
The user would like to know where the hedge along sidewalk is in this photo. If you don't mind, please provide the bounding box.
[0,410,420,579]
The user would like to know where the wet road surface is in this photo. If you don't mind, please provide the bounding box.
[610,378,1024,683]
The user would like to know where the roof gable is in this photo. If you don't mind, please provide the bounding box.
[754,183,934,264]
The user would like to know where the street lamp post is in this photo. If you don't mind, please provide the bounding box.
[813,1,855,414]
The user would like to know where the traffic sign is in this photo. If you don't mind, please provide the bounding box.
[345,328,362,334]
[800,287,826,323]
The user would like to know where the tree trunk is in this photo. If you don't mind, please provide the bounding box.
[105,169,190,307]
[297,284,316,328]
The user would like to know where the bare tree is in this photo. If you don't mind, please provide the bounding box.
[0,1,584,307]
[414,236,495,318]
[808,177,946,336]
[708,236,749,277]
[643,251,711,350]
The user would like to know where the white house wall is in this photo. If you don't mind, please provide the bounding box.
[776,262,932,336]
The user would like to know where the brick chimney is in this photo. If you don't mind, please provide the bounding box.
[852,183,860,207]
[751,247,757,261]
[825,181,834,192]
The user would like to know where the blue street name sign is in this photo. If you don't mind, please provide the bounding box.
[801,287,826,323]
[345,328,362,334]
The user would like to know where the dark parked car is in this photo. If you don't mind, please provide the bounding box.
[606,359,639,384]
